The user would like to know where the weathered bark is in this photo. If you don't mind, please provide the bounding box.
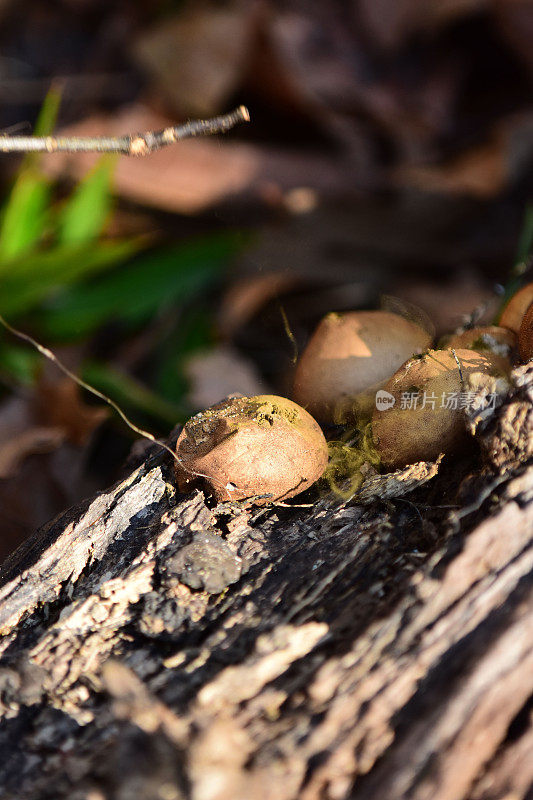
[0,366,532,800]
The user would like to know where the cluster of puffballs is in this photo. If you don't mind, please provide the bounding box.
[174,281,533,507]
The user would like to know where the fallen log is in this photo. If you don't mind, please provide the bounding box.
[0,366,531,800]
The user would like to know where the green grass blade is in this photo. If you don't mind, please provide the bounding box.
[58,156,116,245]
[0,87,63,260]
[0,341,40,385]
[37,233,242,340]
[155,308,212,403]
[33,86,62,137]
[0,239,141,317]
[82,360,187,426]
[0,171,51,260]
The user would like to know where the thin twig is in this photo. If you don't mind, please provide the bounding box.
[0,312,224,489]
[0,312,301,504]
[0,105,250,156]
[451,348,464,383]
[0,313,170,452]
[279,304,299,364]
[0,105,250,490]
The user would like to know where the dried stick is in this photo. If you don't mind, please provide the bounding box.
[0,105,250,156]
[0,312,227,490]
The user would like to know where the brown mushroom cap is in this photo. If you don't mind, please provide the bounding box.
[175,395,328,505]
[442,325,516,373]
[499,282,533,334]
[372,348,495,469]
[293,310,432,424]
[518,301,533,362]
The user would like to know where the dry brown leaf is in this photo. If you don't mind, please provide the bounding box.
[218,272,298,338]
[394,114,533,198]
[245,7,381,172]
[418,0,489,27]
[41,105,357,214]
[0,396,93,561]
[0,427,64,479]
[0,397,64,479]
[42,104,258,214]
[493,0,533,75]
[132,2,259,117]
[35,378,109,447]
[394,135,508,198]
[359,0,489,48]
[247,6,461,167]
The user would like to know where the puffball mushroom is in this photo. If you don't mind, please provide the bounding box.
[499,282,533,334]
[519,302,533,362]
[293,310,432,424]
[372,348,495,469]
[175,395,328,505]
[442,326,516,373]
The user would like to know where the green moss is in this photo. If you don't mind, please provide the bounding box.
[263,402,299,425]
[185,395,305,444]
[324,422,381,500]
[249,396,300,427]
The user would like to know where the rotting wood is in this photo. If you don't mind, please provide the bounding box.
[0,365,531,800]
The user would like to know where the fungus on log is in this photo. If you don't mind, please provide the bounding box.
[0,366,532,800]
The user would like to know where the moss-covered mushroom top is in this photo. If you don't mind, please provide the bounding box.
[175,395,328,505]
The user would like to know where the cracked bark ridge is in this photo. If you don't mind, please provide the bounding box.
[0,364,532,800]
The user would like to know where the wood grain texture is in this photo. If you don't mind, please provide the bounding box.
[0,366,531,800]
